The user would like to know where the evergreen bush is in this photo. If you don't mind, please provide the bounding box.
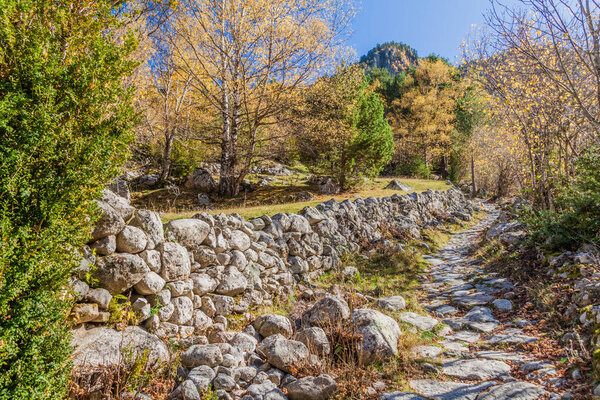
[0,1,137,398]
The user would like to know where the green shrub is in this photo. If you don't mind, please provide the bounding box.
[395,157,431,179]
[0,1,137,398]
[522,144,600,250]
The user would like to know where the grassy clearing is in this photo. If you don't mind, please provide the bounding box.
[132,175,449,222]
[316,249,427,302]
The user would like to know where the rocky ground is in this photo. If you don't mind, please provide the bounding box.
[70,194,596,400]
[382,205,572,400]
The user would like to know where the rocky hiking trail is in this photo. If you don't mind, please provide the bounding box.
[384,205,565,400]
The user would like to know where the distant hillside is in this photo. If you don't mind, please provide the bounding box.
[360,42,419,74]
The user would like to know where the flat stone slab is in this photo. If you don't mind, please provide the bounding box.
[399,312,439,331]
[410,379,495,400]
[475,351,529,362]
[445,331,481,343]
[476,382,547,400]
[521,361,554,372]
[441,341,469,353]
[381,392,427,400]
[486,329,537,344]
[435,305,458,316]
[453,293,495,307]
[463,307,497,323]
[441,359,511,380]
[412,345,443,358]
[466,321,499,333]
[514,319,536,328]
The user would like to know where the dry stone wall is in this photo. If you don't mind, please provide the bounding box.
[71,187,474,340]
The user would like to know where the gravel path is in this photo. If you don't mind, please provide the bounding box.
[382,205,561,400]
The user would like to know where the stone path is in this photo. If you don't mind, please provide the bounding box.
[384,205,562,400]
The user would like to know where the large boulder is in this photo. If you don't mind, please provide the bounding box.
[130,209,164,249]
[133,271,166,295]
[101,189,134,221]
[186,167,216,192]
[215,266,247,296]
[296,327,330,355]
[190,273,218,295]
[285,374,337,400]
[256,334,309,373]
[160,242,191,281]
[317,177,339,195]
[108,178,131,201]
[72,326,168,367]
[247,380,287,400]
[351,308,402,364]
[378,296,407,312]
[91,201,125,240]
[307,296,350,327]
[170,296,194,325]
[94,254,149,294]
[164,219,210,248]
[115,225,148,253]
[181,344,223,368]
[229,230,251,251]
[288,214,311,234]
[253,314,293,338]
[385,180,414,191]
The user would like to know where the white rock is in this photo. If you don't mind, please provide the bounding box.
[160,242,191,281]
[164,219,210,248]
[351,308,402,364]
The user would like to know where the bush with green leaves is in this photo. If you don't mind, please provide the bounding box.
[394,156,431,179]
[0,1,137,398]
[522,144,600,251]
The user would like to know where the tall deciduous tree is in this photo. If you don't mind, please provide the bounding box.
[487,0,600,136]
[170,0,356,196]
[389,58,464,174]
[0,1,137,397]
[136,48,195,182]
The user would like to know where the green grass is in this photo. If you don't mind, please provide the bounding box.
[158,177,450,222]
[316,249,428,300]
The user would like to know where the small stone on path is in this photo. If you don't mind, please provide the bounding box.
[378,296,407,312]
[435,305,458,316]
[492,299,513,311]
[441,358,511,380]
[399,312,439,331]
[381,392,427,400]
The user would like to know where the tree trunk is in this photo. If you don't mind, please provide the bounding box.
[442,156,449,179]
[218,87,232,196]
[159,133,174,183]
[471,154,476,198]
[218,0,234,197]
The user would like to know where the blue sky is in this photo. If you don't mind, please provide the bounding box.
[350,0,503,63]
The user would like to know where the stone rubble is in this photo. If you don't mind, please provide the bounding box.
[72,186,475,399]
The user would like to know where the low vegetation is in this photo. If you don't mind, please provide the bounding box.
[0,1,136,397]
